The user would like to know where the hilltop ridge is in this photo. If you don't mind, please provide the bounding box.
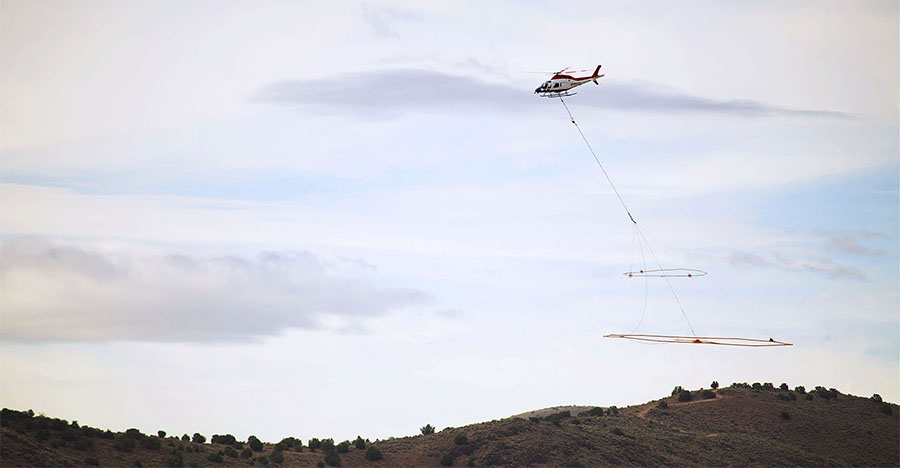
[2,383,897,467]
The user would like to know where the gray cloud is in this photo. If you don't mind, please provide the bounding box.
[254,69,849,118]
[0,238,431,343]
[728,250,866,280]
[816,229,890,257]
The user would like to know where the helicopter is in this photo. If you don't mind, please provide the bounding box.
[534,65,603,97]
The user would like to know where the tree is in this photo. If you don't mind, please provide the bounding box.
[710,381,719,389]
[192,433,206,444]
[420,424,435,435]
[671,386,684,396]
[365,446,382,461]
[248,435,263,452]
[158,430,167,438]
[779,383,789,391]
[308,438,321,452]
[324,450,342,467]
[871,394,883,403]
[354,436,366,450]
[181,434,190,442]
[795,386,806,394]
[336,441,350,453]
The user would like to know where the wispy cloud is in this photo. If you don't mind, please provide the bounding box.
[254,69,849,118]
[728,250,867,280]
[0,238,431,343]
[359,3,420,38]
[817,229,891,257]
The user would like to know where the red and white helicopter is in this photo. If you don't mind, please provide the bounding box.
[534,65,604,97]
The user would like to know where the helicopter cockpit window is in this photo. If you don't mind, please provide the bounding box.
[553,83,560,88]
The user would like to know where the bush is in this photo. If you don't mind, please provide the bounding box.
[440,453,455,466]
[320,438,335,453]
[158,430,167,438]
[365,446,382,461]
[671,386,684,396]
[248,435,264,452]
[611,427,625,436]
[167,453,184,468]
[134,461,142,467]
[257,455,269,465]
[585,407,605,416]
[224,446,238,458]
[701,390,716,399]
[354,436,366,450]
[85,457,100,466]
[780,412,790,419]
[763,382,774,391]
[75,438,93,451]
[308,438,321,451]
[240,448,253,459]
[564,460,585,468]
[115,437,137,452]
[607,406,618,416]
[710,381,719,389]
[141,437,162,450]
[181,434,190,442]
[678,391,693,402]
[207,453,223,463]
[192,433,206,444]
[751,382,762,390]
[324,450,341,467]
[211,434,237,446]
[336,440,350,453]
[814,386,837,399]
[125,428,145,440]
[880,404,893,416]
[804,394,814,401]
[36,429,50,442]
[420,424,435,435]
[657,400,668,409]
[454,434,468,445]
[269,450,284,464]
[317,463,325,468]
[795,386,806,394]
[871,394,883,403]
[779,383,789,391]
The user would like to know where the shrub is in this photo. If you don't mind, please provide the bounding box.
[181,434,190,442]
[779,383,789,391]
[141,437,162,450]
[805,394,814,401]
[814,386,837,399]
[207,453,223,463]
[248,435,264,452]
[795,386,806,394]
[701,390,716,399]
[192,433,206,444]
[611,427,625,436]
[211,434,237,446]
[317,463,325,468]
[881,404,893,416]
[671,386,684,396]
[240,448,253,459]
[269,450,284,464]
[308,438,321,451]
[224,446,238,458]
[36,429,50,442]
[871,394,883,403]
[135,461,143,467]
[564,460,585,468]
[467,458,475,467]
[440,452,455,466]
[751,382,762,390]
[167,452,184,468]
[158,430,166,438]
[85,457,100,466]
[710,381,719,389]
[420,424,435,435]
[354,436,366,450]
[607,406,618,416]
[125,428,145,440]
[453,433,469,445]
[586,407,605,416]
[257,455,269,465]
[763,382,774,390]
[365,446,383,461]
[324,450,341,467]
[657,401,668,409]
[336,440,350,453]
[320,438,335,453]
[678,391,693,402]
[115,437,137,452]
[75,438,93,451]
[780,412,790,419]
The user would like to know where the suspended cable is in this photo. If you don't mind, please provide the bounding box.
[559,97,636,224]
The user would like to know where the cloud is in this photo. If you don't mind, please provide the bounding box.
[0,238,431,343]
[817,229,890,257]
[728,250,866,280]
[253,69,849,118]
[359,3,419,38]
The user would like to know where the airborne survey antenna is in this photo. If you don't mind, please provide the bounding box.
[541,68,791,347]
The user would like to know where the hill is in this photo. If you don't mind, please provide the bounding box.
[2,383,897,467]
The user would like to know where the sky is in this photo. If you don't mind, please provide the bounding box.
[1,0,898,444]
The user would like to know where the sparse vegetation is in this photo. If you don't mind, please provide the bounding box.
[611,427,625,436]
[336,440,351,453]
[454,433,468,445]
[240,448,253,459]
[880,404,893,416]
[701,390,716,399]
[420,424,435,435]
[440,452,455,466]
[678,391,693,402]
[224,446,238,458]
[564,460,585,468]
[256,455,269,465]
[586,407,605,416]
[607,406,619,416]
[115,436,137,452]
[657,400,668,409]
[85,456,100,466]
[206,453,223,463]
[308,438,321,452]
[269,449,284,464]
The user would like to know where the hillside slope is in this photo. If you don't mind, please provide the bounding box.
[2,385,898,467]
